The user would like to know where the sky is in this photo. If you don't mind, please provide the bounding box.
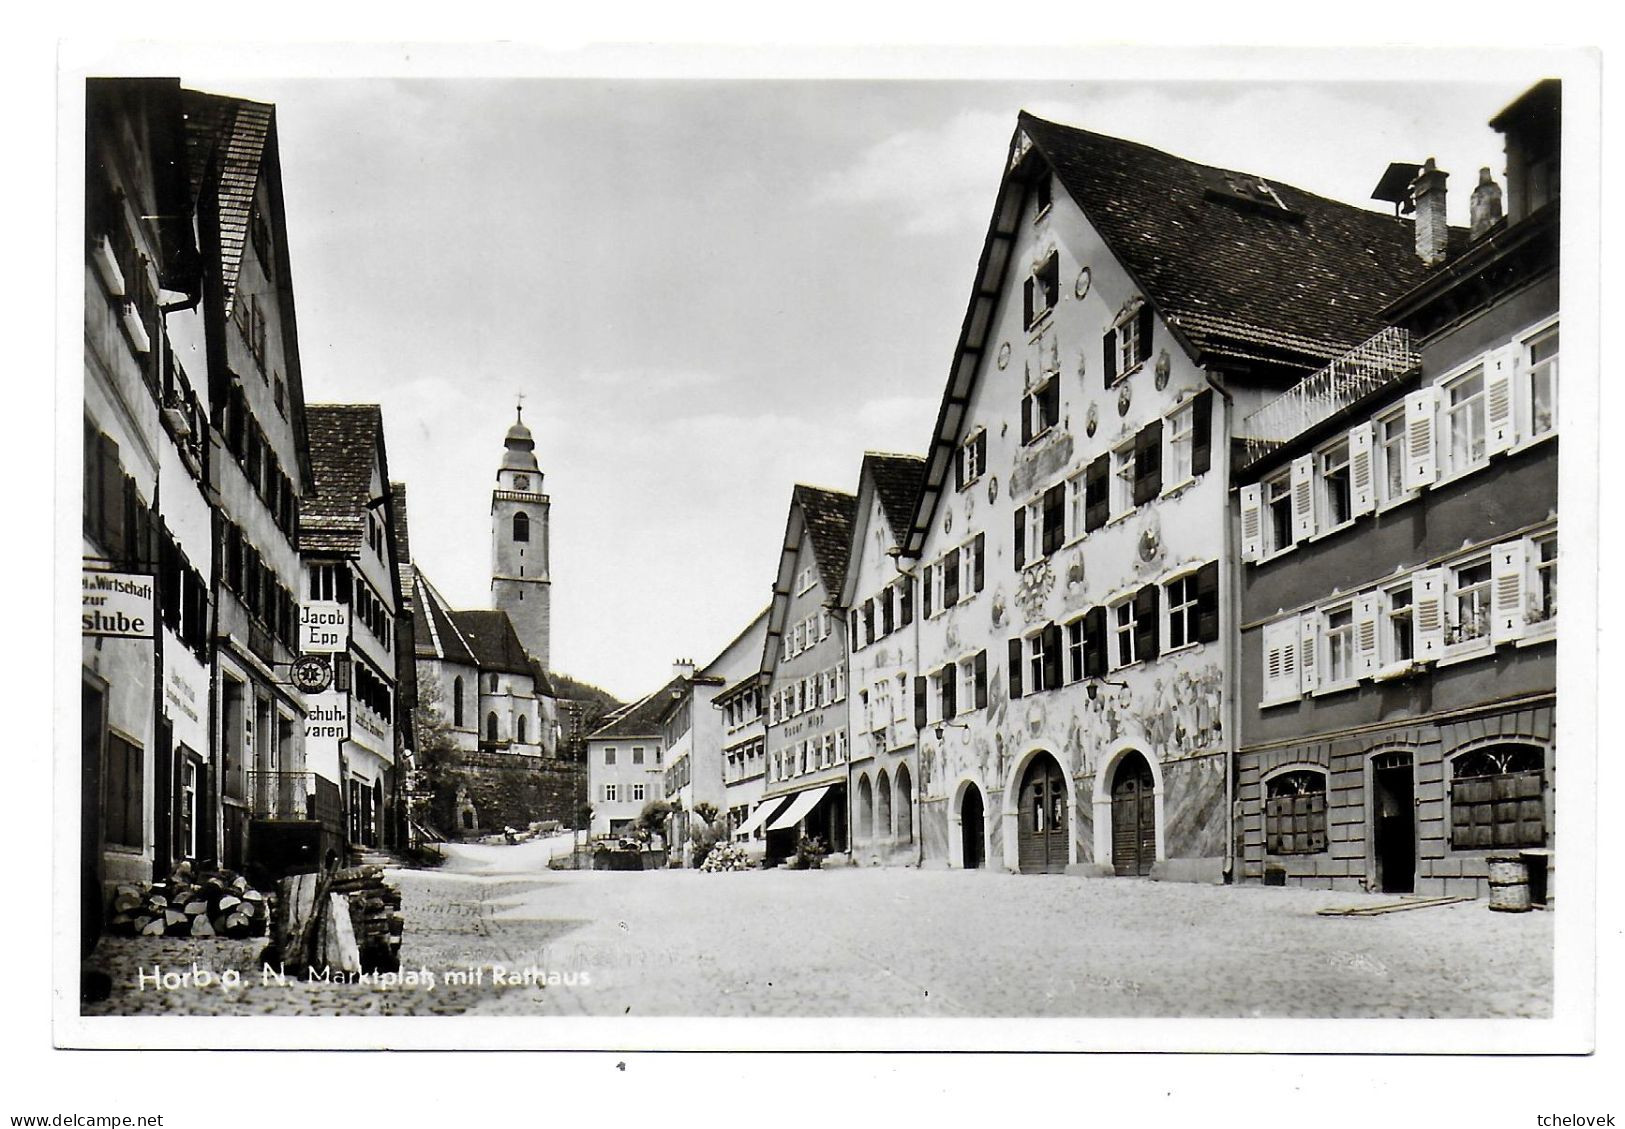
[181,66,1551,702]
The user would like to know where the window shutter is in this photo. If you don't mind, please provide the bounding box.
[97,435,123,558]
[954,446,966,492]
[974,650,988,710]
[1403,387,1439,491]
[1191,390,1214,477]
[914,675,929,730]
[973,533,985,592]
[1290,454,1316,543]
[1297,611,1321,694]
[1084,606,1107,678]
[1008,637,1024,699]
[1239,482,1264,562]
[1041,377,1060,431]
[1134,585,1160,662]
[1042,623,1063,690]
[1412,568,1446,660]
[336,565,352,604]
[1084,454,1110,532]
[900,578,914,626]
[849,610,859,642]
[1348,422,1376,517]
[1136,304,1154,366]
[1485,343,1521,455]
[1023,276,1035,329]
[1102,329,1117,387]
[1133,420,1163,506]
[944,548,961,606]
[1354,592,1382,676]
[1020,393,1034,445]
[1195,560,1220,644]
[975,430,988,474]
[1042,483,1065,555]
[1013,507,1026,570]
[942,668,957,718]
[1491,539,1530,644]
[1261,618,1300,705]
[923,566,935,618]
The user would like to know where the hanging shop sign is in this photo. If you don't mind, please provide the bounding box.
[291,654,334,694]
[304,691,350,757]
[82,569,155,639]
[299,600,350,653]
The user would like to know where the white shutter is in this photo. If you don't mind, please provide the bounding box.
[1354,592,1382,676]
[1403,387,1439,492]
[1491,539,1530,644]
[1239,483,1264,562]
[1297,611,1321,694]
[1485,343,1521,455]
[1261,618,1300,705]
[1291,454,1317,543]
[1412,568,1446,660]
[1348,422,1376,517]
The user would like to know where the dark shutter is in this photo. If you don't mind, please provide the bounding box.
[1134,584,1160,662]
[1020,392,1034,445]
[1040,253,1059,312]
[336,566,352,604]
[1013,507,1026,570]
[1042,623,1063,692]
[1085,454,1110,532]
[1136,303,1154,366]
[1084,606,1107,678]
[942,669,957,718]
[1195,560,1220,644]
[944,547,960,606]
[1133,419,1163,506]
[1191,389,1214,477]
[974,650,988,710]
[1023,276,1035,329]
[900,578,913,627]
[1102,328,1117,387]
[1008,638,1024,699]
[914,675,928,730]
[955,446,966,492]
[975,431,987,475]
[1042,483,1065,556]
[1040,377,1060,433]
[159,533,180,630]
[97,434,124,558]
[849,610,859,641]
[973,533,985,592]
[923,569,934,618]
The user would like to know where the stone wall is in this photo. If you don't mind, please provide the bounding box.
[431,750,586,838]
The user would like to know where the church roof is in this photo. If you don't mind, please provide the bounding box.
[501,406,541,474]
[411,571,477,667]
[299,404,383,556]
[449,610,536,677]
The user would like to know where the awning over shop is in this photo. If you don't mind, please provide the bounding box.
[766,785,831,832]
[734,795,790,838]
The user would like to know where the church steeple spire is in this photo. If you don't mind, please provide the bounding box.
[492,406,551,670]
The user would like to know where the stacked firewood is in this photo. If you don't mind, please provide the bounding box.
[268,865,404,975]
[330,866,404,973]
[108,864,268,939]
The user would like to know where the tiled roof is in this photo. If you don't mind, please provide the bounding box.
[863,452,926,539]
[794,484,858,596]
[1019,112,1448,366]
[411,571,477,667]
[528,657,556,699]
[181,91,273,319]
[390,482,414,604]
[299,404,382,556]
[449,610,535,677]
[588,678,685,740]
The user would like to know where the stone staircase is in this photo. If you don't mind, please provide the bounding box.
[348,844,406,870]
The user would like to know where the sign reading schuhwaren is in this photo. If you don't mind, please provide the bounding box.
[304,691,350,756]
[82,570,155,638]
[300,601,350,653]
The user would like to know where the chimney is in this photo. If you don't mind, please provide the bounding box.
[673,658,695,681]
[1411,158,1450,267]
[1469,166,1504,240]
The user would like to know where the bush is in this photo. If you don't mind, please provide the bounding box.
[699,842,753,872]
[790,834,828,870]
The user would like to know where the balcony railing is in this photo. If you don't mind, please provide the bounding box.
[247,770,315,821]
[1237,327,1419,469]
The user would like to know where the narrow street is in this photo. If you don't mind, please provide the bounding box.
[84,840,1552,1019]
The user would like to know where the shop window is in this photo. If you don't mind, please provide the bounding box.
[1264,770,1327,855]
[1450,746,1545,849]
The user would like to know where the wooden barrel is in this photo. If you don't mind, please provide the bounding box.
[1486,854,1531,912]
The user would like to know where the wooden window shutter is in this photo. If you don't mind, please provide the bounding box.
[1136,304,1154,367]
[1039,484,1062,556]
[1354,592,1382,676]
[1013,507,1026,570]
[97,434,123,557]
[1491,539,1530,644]
[1085,454,1110,532]
[974,650,988,710]
[1261,618,1300,705]
[1134,585,1160,661]
[1041,623,1063,690]
[1195,560,1220,644]
[1007,637,1024,699]
[1412,568,1446,660]
[942,667,957,718]
[923,567,934,618]
[1290,454,1317,543]
[1348,422,1376,517]
[1102,329,1117,387]
[1084,606,1107,677]
[944,547,961,606]
[973,533,985,592]
[900,578,914,626]
[1020,392,1034,445]
[1133,420,1163,506]
[1191,390,1214,477]
[1403,387,1439,491]
[1239,482,1264,562]
[1023,276,1035,329]
[914,675,928,730]
[1485,343,1521,455]
[336,565,352,604]
[975,430,987,473]
[1297,611,1321,694]
[955,445,966,492]
[1041,377,1060,431]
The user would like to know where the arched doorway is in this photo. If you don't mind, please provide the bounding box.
[856,774,873,841]
[1111,752,1156,876]
[876,769,892,841]
[960,785,985,869]
[1017,752,1069,874]
[895,764,914,843]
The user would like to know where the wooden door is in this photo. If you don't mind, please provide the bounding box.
[1111,753,1156,877]
[1373,753,1415,894]
[961,787,984,869]
[1017,754,1069,874]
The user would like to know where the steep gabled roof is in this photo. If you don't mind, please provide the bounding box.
[390,482,414,605]
[839,452,926,607]
[181,91,272,320]
[449,610,535,677]
[588,678,685,740]
[411,570,477,667]
[299,404,383,556]
[793,484,859,597]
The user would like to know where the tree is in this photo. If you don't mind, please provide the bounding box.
[407,678,461,837]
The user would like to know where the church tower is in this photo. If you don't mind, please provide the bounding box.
[491,405,551,670]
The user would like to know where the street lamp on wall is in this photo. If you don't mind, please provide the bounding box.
[1085,678,1129,703]
[933,719,970,742]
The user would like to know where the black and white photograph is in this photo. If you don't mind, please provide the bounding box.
[28,21,1616,1122]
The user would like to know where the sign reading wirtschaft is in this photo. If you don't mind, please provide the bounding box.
[82,569,155,639]
[300,601,350,653]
